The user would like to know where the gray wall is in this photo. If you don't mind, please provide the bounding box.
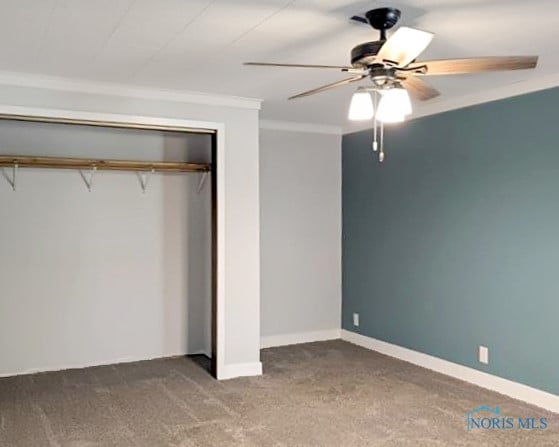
[342,87,559,395]
[260,129,341,339]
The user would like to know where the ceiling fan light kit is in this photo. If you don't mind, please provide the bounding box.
[348,84,411,161]
[245,7,538,163]
[348,88,374,121]
[377,89,410,123]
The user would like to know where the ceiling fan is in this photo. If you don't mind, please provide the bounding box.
[244,7,538,162]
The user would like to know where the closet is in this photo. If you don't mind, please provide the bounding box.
[0,116,217,377]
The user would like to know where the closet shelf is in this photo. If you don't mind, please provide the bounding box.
[0,155,210,173]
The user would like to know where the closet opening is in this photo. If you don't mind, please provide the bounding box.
[0,114,219,378]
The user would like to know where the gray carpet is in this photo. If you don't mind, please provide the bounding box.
[0,340,557,446]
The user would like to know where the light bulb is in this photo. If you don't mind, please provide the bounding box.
[348,90,374,121]
[376,86,412,123]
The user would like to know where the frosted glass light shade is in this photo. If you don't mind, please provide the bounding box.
[377,87,412,123]
[348,91,374,121]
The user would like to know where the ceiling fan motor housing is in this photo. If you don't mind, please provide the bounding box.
[351,8,402,67]
[351,41,384,67]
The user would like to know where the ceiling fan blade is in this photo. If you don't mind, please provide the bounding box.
[376,26,434,67]
[402,76,440,101]
[288,75,366,100]
[244,62,353,70]
[412,56,538,75]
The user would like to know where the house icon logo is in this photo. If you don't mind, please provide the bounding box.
[466,406,500,431]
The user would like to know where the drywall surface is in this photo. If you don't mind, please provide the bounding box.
[260,129,341,339]
[342,87,559,395]
[0,121,212,375]
[0,83,261,376]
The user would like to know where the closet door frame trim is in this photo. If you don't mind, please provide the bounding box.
[0,105,225,379]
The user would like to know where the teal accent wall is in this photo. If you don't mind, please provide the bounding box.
[342,87,559,395]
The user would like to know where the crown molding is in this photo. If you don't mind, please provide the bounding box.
[0,70,262,110]
[343,71,559,135]
[260,119,342,135]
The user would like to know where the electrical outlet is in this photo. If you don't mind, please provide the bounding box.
[479,345,489,364]
[353,313,359,327]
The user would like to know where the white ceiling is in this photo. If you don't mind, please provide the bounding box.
[0,0,557,126]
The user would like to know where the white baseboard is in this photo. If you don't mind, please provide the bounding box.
[218,362,263,380]
[188,350,212,358]
[261,329,341,349]
[341,329,559,414]
[0,351,192,378]
[2,354,262,382]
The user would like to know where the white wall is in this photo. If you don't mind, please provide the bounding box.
[260,128,342,346]
[0,121,212,375]
[0,75,262,379]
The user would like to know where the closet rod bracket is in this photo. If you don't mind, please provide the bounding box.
[138,168,155,194]
[197,171,209,194]
[2,161,17,191]
[79,165,97,192]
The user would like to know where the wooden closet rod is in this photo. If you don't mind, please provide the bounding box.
[0,155,210,173]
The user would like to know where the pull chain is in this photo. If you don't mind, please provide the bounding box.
[372,91,378,153]
[379,121,385,163]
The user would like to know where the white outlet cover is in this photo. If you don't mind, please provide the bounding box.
[353,313,359,327]
[479,345,489,364]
